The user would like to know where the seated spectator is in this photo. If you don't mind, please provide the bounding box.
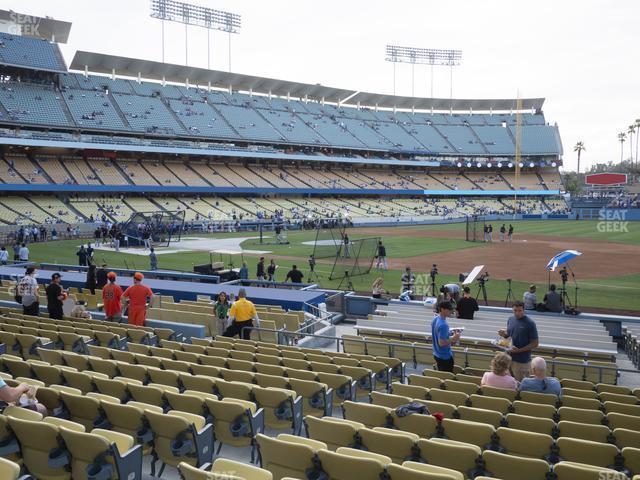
[481,352,518,390]
[0,378,47,416]
[543,284,563,312]
[523,285,537,310]
[519,356,562,397]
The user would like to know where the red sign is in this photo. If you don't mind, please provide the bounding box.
[585,173,627,185]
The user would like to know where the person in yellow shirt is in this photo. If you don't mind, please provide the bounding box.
[223,288,260,340]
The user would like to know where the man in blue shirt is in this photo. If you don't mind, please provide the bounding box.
[498,300,539,381]
[431,301,461,372]
[519,356,561,397]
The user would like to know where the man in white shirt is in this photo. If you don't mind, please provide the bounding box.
[0,246,8,265]
[17,266,39,316]
[18,243,29,262]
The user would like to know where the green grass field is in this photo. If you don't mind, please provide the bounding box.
[20,220,640,313]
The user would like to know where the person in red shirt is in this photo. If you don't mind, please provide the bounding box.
[102,272,123,322]
[122,272,154,326]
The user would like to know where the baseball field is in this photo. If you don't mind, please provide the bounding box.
[21,219,640,314]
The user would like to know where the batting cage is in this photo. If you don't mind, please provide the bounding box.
[121,210,185,247]
[465,215,485,242]
[311,221,379,281]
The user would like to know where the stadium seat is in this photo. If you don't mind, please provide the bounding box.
[556,437,622,470]
[482,450,551,480]
[511,400,556,419]
[416,438,483,478]
[440,419,495,449]
[342,401,393,429]
[557,420,612,443]
[7,415,77,479]
[558,406,605,425]
[204,397,264,463]
[101,400,160,457]
[359,427,420,463]
[317,448,388,480]
[553,461,628,480]
[59,426,142,480]
[145,409,213,475]
[505,413,555,436]
[395,461,464,480]
[304,415,362,451]
[252,386,303,434]
[457,406,504,428]
[495,427,554,460]
[256,433,321,480]
[0,457,22,480]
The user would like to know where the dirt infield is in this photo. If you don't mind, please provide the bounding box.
[357,227,640,282]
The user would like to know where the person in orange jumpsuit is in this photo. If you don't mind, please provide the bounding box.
[122,272,154,326]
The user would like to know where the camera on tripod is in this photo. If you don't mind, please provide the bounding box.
[559,266,569,283]
[478,271,490,284]
[430,264,438,280]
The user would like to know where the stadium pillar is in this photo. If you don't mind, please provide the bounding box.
[207,81,211,91]
[249,88,253,97]
[84,65,88,77]
[162,76,166,87]
[111,68,116,80]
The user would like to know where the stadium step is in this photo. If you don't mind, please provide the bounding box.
[57,90,79,126]
[537,172,550,191]
[105,90,133,130]
[467,124,491,154]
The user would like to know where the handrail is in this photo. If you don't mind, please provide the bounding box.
[242,326,634,384]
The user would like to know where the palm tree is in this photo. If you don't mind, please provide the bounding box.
[573,141,585,175]
[628,124,636,167]
[618,132,627,162]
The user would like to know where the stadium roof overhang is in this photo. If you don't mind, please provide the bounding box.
[71,51,545,112]
[0,10,71,43]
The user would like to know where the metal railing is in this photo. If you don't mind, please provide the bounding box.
[241,326,636,385]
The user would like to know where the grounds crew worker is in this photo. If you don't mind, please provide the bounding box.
[122,272,154,326]
[223,288,260,340]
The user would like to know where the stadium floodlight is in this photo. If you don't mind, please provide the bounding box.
[150,0,241,70]
[385,45,462,98]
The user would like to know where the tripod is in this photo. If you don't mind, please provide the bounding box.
[337,271,355,291]
[504,279,515,307]
[308,258,321,283]
[476,278,488,306]
[428,274,438,297]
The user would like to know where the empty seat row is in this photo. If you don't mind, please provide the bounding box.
[131,340,391,393]
[269,420,636,480]
[391,381,640,418]
[337,405,640,478]
[370,391,640,450]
